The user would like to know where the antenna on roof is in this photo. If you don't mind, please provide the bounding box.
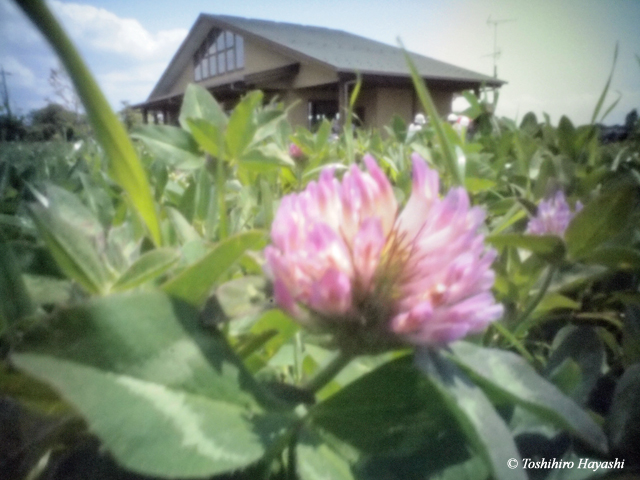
[485,15,516,78]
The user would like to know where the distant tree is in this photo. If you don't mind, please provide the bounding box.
[0,113,27,141]
[120,101,143,132]
[47,67,81,117]
[625,109,638,132]
[28,103,78,141]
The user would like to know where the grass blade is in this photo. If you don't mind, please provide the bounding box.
[400,41,462,185]
[591,42,619,125]
[15,0,162,245]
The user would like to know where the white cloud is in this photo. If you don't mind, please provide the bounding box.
[0,1,47,47]
[0,56,37,88]
[0,55,55,111]
[49,0,187,61]
[1,1,188,112]
[97,62,172,105]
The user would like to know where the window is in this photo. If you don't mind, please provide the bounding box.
[226,49,235,70]
[209,57,217,76]
[193,29,244,81]
[236,36,244,68]
[308,100,339,131]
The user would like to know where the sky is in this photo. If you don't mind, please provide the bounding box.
[1,0,639,126]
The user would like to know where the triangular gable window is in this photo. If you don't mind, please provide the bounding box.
[194,28,244,81]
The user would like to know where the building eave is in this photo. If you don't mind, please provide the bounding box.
[144,14,507,106]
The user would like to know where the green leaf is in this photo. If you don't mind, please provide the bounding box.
[314,349,398,401]
[605,364,640,461]
[241,144,295,171]
[244,310,299,370]
[547,358,582,396]
[544,326,605,406]
[297,428,356,480]
[464,177,496,194]
[14,0,161,245]
[431,456,489,480]
[166,206,201,244]
[29,204,112,295]
[0,362,69,414]
[23,274,73,306]
[11,290,291,477]
[216,275,270,321]
[314,119,332,151]
[622,301,640,366]
[12,354,285,478]
[162,230,266,306]
[565,185,636,260]
[519,112,539,135]
[388,115,407,143]
[14,291,268,403]
[486,233,566,263]
[0,245,35,330]
[461,91,483,119]
[449,342,608,454]
[251,106,289,145]
[132,125,203,170]
[188,117,224,158]
[415,348,526,480]
[194,168,213,223]
[311,356,465,458]
[533,157,558,199]
[581,246,640,270]
[179,83,228,132]
[112,248,181,291]
[44,184,103,237]
[534,293,580,317]
[557,116,576,158]
[226,91,262,159]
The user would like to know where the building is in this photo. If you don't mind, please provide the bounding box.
[137,14,504,130]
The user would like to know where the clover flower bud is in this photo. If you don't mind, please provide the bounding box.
[289,143,304,160]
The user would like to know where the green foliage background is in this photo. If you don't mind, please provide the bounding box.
[2,1,640,479]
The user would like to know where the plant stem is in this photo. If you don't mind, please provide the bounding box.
[303,350,353,394]
[492,322,535,364]
[260,177,273,228]
[216,156,228,239]
[514,265,557,334]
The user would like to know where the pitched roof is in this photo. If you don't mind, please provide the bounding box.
[147,14,504,101]
[210,15,502,84]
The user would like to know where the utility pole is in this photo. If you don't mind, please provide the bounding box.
[1,66,13,119]
[1,66,13,116]
[486,16,516,78]
[1,66,14,142]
